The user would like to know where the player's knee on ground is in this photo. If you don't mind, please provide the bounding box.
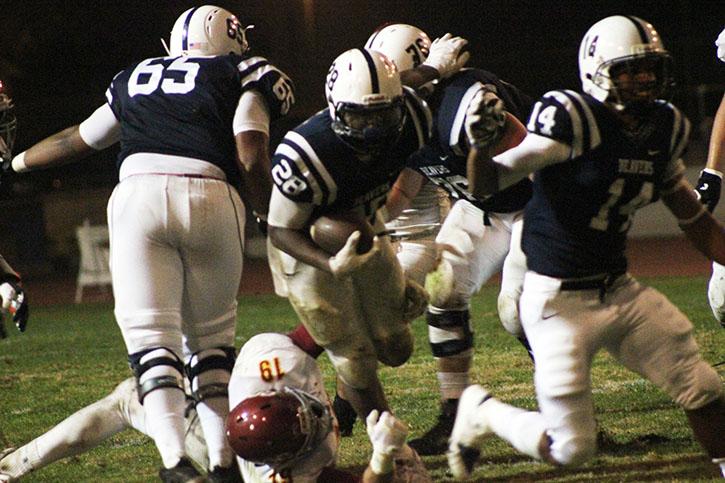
[128,347,185,404]
[497,290,523,337]
[426,308,474,358]
[185,347,236,403]
[327,351,379,390]
[670,359,724,410]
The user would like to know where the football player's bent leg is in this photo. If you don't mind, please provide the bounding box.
[129,346,188,469]
[0,378,138,480]
[608,283,725,459]
[354,235,416,367]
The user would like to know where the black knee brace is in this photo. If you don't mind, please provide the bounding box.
[427,309,474,357]
[128,347,185,404]
[184,346,236,403]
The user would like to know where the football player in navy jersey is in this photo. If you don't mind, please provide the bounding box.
[701,27,725,327]
[448,16,725,480]
[266,42,466,434]
[376,34,535,453]
[8,5,294,482]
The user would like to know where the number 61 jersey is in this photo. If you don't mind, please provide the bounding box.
[106,53,294,186]
[522,89,690,278]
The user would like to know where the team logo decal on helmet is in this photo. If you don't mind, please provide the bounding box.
[578,15,674,109]
[165,5,251,57]
[325,48,407,154]
[365,23,432,71]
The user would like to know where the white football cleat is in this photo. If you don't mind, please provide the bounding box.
[447,385,493,480]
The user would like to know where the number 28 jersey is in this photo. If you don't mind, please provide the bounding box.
[106,53,294,185]
[523,90,690,278]
[271,87,431,222]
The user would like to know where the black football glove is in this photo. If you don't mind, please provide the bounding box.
[0,280,28,332]
[695,169,722,213]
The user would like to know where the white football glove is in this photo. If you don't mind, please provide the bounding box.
[0,281,28,332]
[716,27,725,62]
[328,231,380,278]
[465,87,506,148]
[366,410,409,475]
[403,278,428,321]
[423,33,470,79]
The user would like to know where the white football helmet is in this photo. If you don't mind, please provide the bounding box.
[326,48,406,154]
[364,23,431,71]
[578,15,674,109]
[0,81,16,160]
[167,5,249,57]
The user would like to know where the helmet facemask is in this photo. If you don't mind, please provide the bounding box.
[597,53,674,110]
[331,97,407,155]
[0,92,16,159]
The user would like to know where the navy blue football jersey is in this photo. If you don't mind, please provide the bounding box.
[271,87,431,222]
[106,54,294,185]
[522,90,690,277]
[408,69,533,213]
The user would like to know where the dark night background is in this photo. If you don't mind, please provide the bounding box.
[0,0,723,278]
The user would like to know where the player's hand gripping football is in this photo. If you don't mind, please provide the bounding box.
[0,280,29,332]
[328,231,380,278]
[694,169,722,213]
[366,410,409,475]
[423,33,470,79]
[465,87,507,149]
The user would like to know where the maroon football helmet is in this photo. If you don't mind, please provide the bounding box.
[225,387,332,470]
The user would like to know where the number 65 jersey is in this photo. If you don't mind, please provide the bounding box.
[106,53,294,186]
[522,89,690,278]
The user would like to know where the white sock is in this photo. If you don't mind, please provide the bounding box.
[484,398,547,459]
[144,388,187,468]
[436,371,469,400]
[196,398,234,469]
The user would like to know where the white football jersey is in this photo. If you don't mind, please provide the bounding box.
[228,333,339,483]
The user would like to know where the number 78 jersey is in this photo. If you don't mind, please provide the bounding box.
[106,53,294,183]
[522,90,690,277]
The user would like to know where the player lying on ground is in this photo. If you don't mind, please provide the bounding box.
[0,325,430,483]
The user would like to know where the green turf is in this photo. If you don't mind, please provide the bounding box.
[0,275,723,481]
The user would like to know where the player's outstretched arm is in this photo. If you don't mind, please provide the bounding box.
[0,379,136,482]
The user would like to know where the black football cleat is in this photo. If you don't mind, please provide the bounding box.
[158,457,205,483]
[333,393,357,437]
[408,398,457,455]
[207,460,243,483]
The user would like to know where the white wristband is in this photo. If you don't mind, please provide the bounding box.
[11,152,28,172]
[369,449,394,475]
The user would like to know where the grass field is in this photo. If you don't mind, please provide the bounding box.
[0,275,723,482]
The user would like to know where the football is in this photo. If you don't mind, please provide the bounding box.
[310,211,375,255]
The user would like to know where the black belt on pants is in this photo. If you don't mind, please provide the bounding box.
[559,270,626,302]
